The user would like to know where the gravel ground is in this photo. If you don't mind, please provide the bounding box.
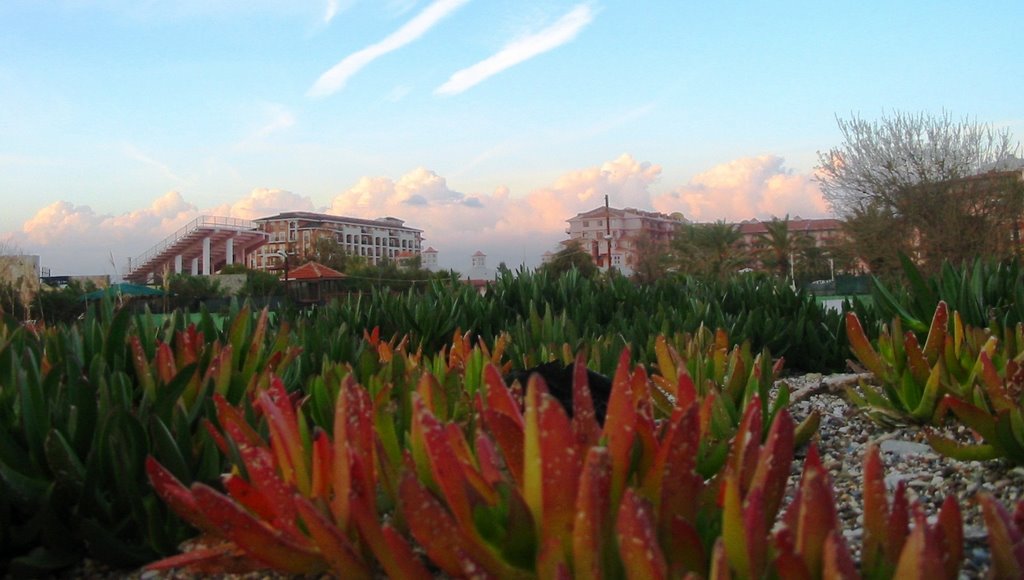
[784,372,1023,579]
[60,373,1021,579]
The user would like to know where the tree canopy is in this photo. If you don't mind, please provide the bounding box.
[816,111,1022,272]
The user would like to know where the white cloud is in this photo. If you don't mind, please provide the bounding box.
[307,0,471,97]
[254,104,296,139]
[210,188,316,220]
[324,154,660,270]
[122,144,189,185]
[652,155,830,222]
[323,0,340,24]
[435,3,595,96]
[5,154,831,277]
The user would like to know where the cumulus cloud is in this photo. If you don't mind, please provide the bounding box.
[209,188,315,220]
[653,155,829,222]
[6,154,830,277]
[435,3,595,96]
[307,0,470,97]
[324,154,660,270]
[12,188,316,276]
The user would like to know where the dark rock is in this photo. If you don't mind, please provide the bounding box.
[504,361,612,424]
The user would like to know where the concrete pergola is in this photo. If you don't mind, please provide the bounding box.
[123,216,268,284]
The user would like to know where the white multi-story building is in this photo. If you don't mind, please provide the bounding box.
[565,206,686,275]
[250,212,423,271]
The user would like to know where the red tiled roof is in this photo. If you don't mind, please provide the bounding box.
[736,218,842,235]
[284,261,346,281]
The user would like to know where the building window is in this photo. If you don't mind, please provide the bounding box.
[597,220,603,227]
[612,255,622,265]
[583,220,589,227]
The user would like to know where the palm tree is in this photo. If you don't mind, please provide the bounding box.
[670,221,747,279]
[754,216,804,280]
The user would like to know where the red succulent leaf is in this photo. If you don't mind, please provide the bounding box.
[213,394,262,449]
[665,517,707,577]
[292,494,371,578]
[645,401,700,525]
[155,341,177,384]
[484,363,524,424]
[861,443,888,574]
[978,493,1024,578]
[937,495,964,579]
[822,530,858,579]
[748,407,794,525]
[190,483,326,574]
[888,480,910,562]
[350,494,433,580]
[257,377,310,496]
[922,301,948,364]
[143,542,255,575]
[145,456,217,535]
[603,348,637,507]
[845,311,888,380]
[474,431,506,488]
[398,472,476,577]
[708,538,733,580]
[616,488,668,580]
[573,447,612,580]
[771,528,812,580]
[481,408,525,485]
[892,506,944,579]
[412,394,476,528]
[571,352,602,450]
[727,396,763,498]
[222,472,276,524]
[537,389,582,551]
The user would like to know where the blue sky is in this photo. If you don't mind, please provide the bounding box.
[1,0,1022,276]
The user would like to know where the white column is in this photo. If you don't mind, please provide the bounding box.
[175,254,183,274]
[191,257,199,275]
[225,237,234,266]
[202,237,211,275]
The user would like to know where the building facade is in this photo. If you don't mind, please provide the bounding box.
[250,212,423,272]
[735,217,844,251]
[565,206,686,275]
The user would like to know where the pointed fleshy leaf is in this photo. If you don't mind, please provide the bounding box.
[861,444,889,575]
[822,530,858,579]
[721,471,749,578]
[978,493,1024,579]
[603,348,637,507]
[892,508,943,579]
[350,494,433,580]
[616,488,667,580]
[921,301,948,365]
[293,494,371,578]
[258,377,310,496]
[937,495,963,579]
[748,407,794,524]
[573,447,612,580]
[572,352,602,450]
[538,389,582,551]
[191,484,326,574]
[481,408,525,485]
[145,456,217,535]
[222,472,277,524]
[845,311,888,380]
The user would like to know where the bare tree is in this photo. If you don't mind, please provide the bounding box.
[816,111,1021,272]
[0,238,40,320]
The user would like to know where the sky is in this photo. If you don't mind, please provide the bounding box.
[1,0,1022,277]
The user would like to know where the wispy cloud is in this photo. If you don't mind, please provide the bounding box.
[435,3,595,96]
[255,104,296,138]
[323,0,340,25]
[307,0,471,98]
[122,144,189,185]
